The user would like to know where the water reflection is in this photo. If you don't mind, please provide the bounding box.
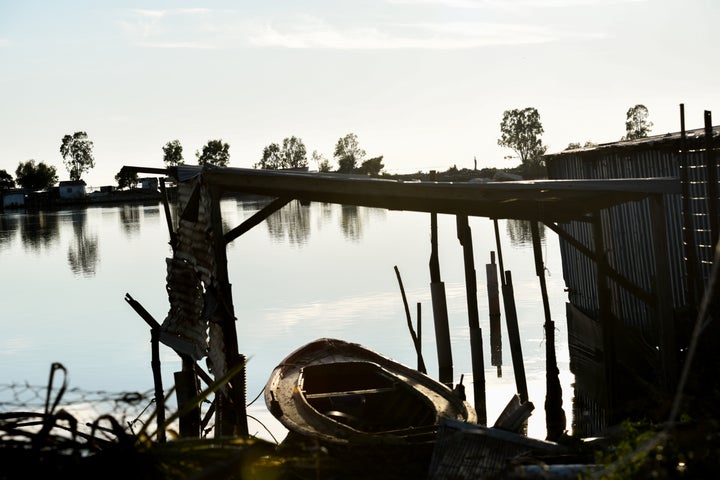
[67,210,99,276]
[340,205,362,241]
[506,219,544,247]
[120,204,142,236]
[21,211,60,252]
[0,214,20,247]
[265,200,311,246]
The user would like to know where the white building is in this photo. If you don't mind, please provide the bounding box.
[58,180,87,199]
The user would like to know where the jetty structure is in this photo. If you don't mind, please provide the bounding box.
[123,146,685,443]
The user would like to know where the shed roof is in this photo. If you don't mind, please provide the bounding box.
[124,165,679,223]
[545,125,720,160]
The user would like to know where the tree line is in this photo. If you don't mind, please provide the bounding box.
[1,104,653,193]
[497,103,654,177]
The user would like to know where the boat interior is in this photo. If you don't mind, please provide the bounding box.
[298,361,439,433]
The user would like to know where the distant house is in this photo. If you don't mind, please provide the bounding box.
[2,188,26,208]
[59,180,87,200]
[139,177,158,190]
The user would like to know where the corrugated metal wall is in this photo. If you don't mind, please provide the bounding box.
[547,143,719,435]
[547,148,686,333]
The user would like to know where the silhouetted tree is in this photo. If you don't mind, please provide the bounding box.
[565,141,597,150]
[15,160,58,191]
[281,136,308,169]
[334,133,366,173]
[498,108,547,169]
[357,156,385,176]
[0,169,14,190]
[115,168,138,189]
[196,139,230,166]
[60,131,95,180]
[312,150,332,172]
[255,136,308,169]
[623,104,653,140]
[255,142,282,169]
[163,139,184,166]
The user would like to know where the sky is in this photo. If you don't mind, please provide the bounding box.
[1,0,718,187]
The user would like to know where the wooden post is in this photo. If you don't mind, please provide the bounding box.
[174,365,201,438]
[592,212,615,421]
[679,104,701,305]
[494,220,528,402]
[159,177,177,250]
[493,219,506,285]
[209,186,249,437]
[487,251,503,377]
[430,209,454,388]
[456,215,487,424]
[503,272,529,403]
[124,293,167,442]
[417,302,423,371]
[705,110,718,247]
[531,221,566,441]
[394,265,427,374]
[650,194,677,392]
[150,327,166,443]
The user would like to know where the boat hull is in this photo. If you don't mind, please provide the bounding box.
[264,338,476,446]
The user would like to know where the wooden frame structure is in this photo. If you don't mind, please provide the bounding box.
[123,164,680,438]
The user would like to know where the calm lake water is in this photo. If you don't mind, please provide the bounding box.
[0,198,573,440]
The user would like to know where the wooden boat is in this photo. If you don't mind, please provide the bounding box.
[264,338,477,446]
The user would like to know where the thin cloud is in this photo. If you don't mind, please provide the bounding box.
[250,18,602,49]
[120,8,219,48]
[120,8,603,50]
[386,0,644,7]
[0,38,10,47]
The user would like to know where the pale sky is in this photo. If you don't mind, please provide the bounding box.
[1,0,718,187]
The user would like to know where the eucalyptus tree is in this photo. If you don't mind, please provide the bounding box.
[196,139,230,167]
[163,139,185,166]
[334,133,366,173]
[60,131,95,180]
[255,136,308,169]
[498,107,547,168]
[312,150,332,172]
[281,136,308,169]
[623,104,653,140]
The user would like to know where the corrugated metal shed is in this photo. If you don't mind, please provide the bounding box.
[546,122,720,434]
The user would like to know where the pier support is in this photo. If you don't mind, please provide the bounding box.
[430,210,454,388]
[456,215,487,425]
[530,221,566,441]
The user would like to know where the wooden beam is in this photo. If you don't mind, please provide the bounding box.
[546,222,655,305]
[163,166,681,222]
[224,196,292,244]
